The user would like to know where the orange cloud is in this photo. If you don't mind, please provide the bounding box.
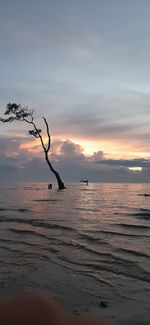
[18,133,150,161]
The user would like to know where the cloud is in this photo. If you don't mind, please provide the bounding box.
[93,158,150,169]
[59,139,85,159]
[90,150,104,162]
[51,107,150,157]
[0,135,43,175]
[0,134,150,183]
[0,136,26,159]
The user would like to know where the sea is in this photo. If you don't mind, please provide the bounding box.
[0,182,150,311]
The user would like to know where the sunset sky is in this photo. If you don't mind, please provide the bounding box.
[0,0,150,183]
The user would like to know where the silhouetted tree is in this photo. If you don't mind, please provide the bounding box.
[0,103,65,190]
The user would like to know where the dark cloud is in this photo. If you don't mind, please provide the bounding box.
[93,158,150,169]
[90,150,104,162]
[0,136,35,161]
[54,111,149,144]
[0,135,150,183]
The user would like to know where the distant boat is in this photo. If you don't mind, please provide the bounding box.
[80,179,88,185]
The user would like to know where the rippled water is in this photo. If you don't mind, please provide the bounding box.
[0,182,150,306]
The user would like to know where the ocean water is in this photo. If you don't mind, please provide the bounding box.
[0,182,150,308]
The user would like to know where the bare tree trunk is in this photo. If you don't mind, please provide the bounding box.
[0,103,66,190]
[45,153,65,190]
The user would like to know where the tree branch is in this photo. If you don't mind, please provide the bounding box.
[42,117,51,153]
[24,117,46,151]
[0,117,16,123]
[0,102,65,189]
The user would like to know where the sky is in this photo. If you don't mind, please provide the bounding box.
[0,0,150,183]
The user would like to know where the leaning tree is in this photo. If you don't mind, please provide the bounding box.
[0,103,65,190]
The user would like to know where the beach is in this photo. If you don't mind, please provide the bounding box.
[1,259,149,324]
[0,182,149,323]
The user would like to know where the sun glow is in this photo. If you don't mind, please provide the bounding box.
[18,135,149,162]
[20,140,41,152]
[73,140,100,156]
[67,138,116,156]
[19,135,49,153]
[128,167,143,172]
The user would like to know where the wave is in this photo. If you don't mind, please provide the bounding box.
[116,223,150,230]
[55,247,150,283]
[115,208,150,220]
[79,233,99,241]
[0,245,50,265]
[0,236,59,258]
[0,208,31,212]
[79,233,112,249]
[29,221,75,232]
[138,193,150,197]
[117,247,150,258]
[9,228,42,236]
[75,207,100,212]
[32,199,61,202]
[56,255,114,287]
[0,217,75,233]
[85,189,97,191]
[0,245,25,254]
[133,213,150,220]
[24,187,46,190]
[2,231,150,285]
[88,260,150,283]
[8,226,75,245]
[98,230,146,237]
[80,189,97,192]
[8,228,55,243]
[0,237,38,247]
[57,240,133,264]
[131,209,150,220]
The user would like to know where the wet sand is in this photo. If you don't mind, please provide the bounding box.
[2,260,149,324]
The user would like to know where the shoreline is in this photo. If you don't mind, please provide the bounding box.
[1,260,149,324]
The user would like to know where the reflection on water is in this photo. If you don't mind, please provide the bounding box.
[0,182,150,300]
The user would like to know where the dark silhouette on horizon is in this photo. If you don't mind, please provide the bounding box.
[80,179,88,185]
